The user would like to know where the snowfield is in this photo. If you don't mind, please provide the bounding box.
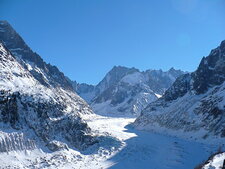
[0,114,221,169]
[203,152,225,169]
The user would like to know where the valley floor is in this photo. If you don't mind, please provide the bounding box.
[84,115,218,169]
[0,115,221,169]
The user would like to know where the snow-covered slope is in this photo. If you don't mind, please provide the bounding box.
[134,40,225,141]
[0,21,96,154]
[0,20,73,91]
[1,113,219,169]
[202,152,225,169]
[72,66,185,116]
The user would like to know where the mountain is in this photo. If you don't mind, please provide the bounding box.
[0,20,96,153]
[0,20,73,91]
[200,152,225,169]
[133,40,225,141]
[72,66,185,116]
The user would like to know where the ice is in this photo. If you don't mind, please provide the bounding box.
[0,114,220,169]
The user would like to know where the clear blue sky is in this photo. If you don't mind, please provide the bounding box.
[0,0,225,84]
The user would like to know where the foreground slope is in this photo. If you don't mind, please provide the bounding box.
[1,113,218,169]
[134,40,225,141]
[56,115,219,169]
[72,66,184,116]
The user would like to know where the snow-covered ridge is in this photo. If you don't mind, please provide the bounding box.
[0,20,73,91]
[202,152,225,169]
[134,40,225,141]
[0,43,53,102]
[0,20,97,156]
[72,66,185,116]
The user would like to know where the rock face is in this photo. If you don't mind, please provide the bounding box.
[192,40,225,94]
[134,40,225,140]
[0,21,96,152]
[72,66,185,116]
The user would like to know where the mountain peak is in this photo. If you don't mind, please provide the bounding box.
[0,20,10,26]
[73,63,185,116]
[220,40,225,49]
[0,20,73,91]
[110,65,139,74]
[169,67,175,71]
[193,40,225,94]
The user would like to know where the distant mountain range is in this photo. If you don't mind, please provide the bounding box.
[70,66,185,116]
[134,40,225,141]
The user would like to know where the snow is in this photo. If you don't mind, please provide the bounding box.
[77,67,184,117]
[121,72,145,85]
[0,43,54,102]
[0,131,36,152]
[0,114,220,169]
[134,80,225,144]
[0,41,97,159]
[0,31,224,168]
[155,93,162,98]
[91,90,157,117]
[203,153,225,169]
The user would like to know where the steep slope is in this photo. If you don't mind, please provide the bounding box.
[0,20,73,91]
[73,66,185,116]
[134,40,225,141]
[0,21,96,153]
[201,152,225,169]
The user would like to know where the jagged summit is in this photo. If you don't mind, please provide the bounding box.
[111,65,139,72]
[163,40,225,101]
[134,40,225,140]
[168,67,184,75]
[193,40,225,94]
[0,20,73,91]
[71,65,185,116]
[220,40,225,48]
